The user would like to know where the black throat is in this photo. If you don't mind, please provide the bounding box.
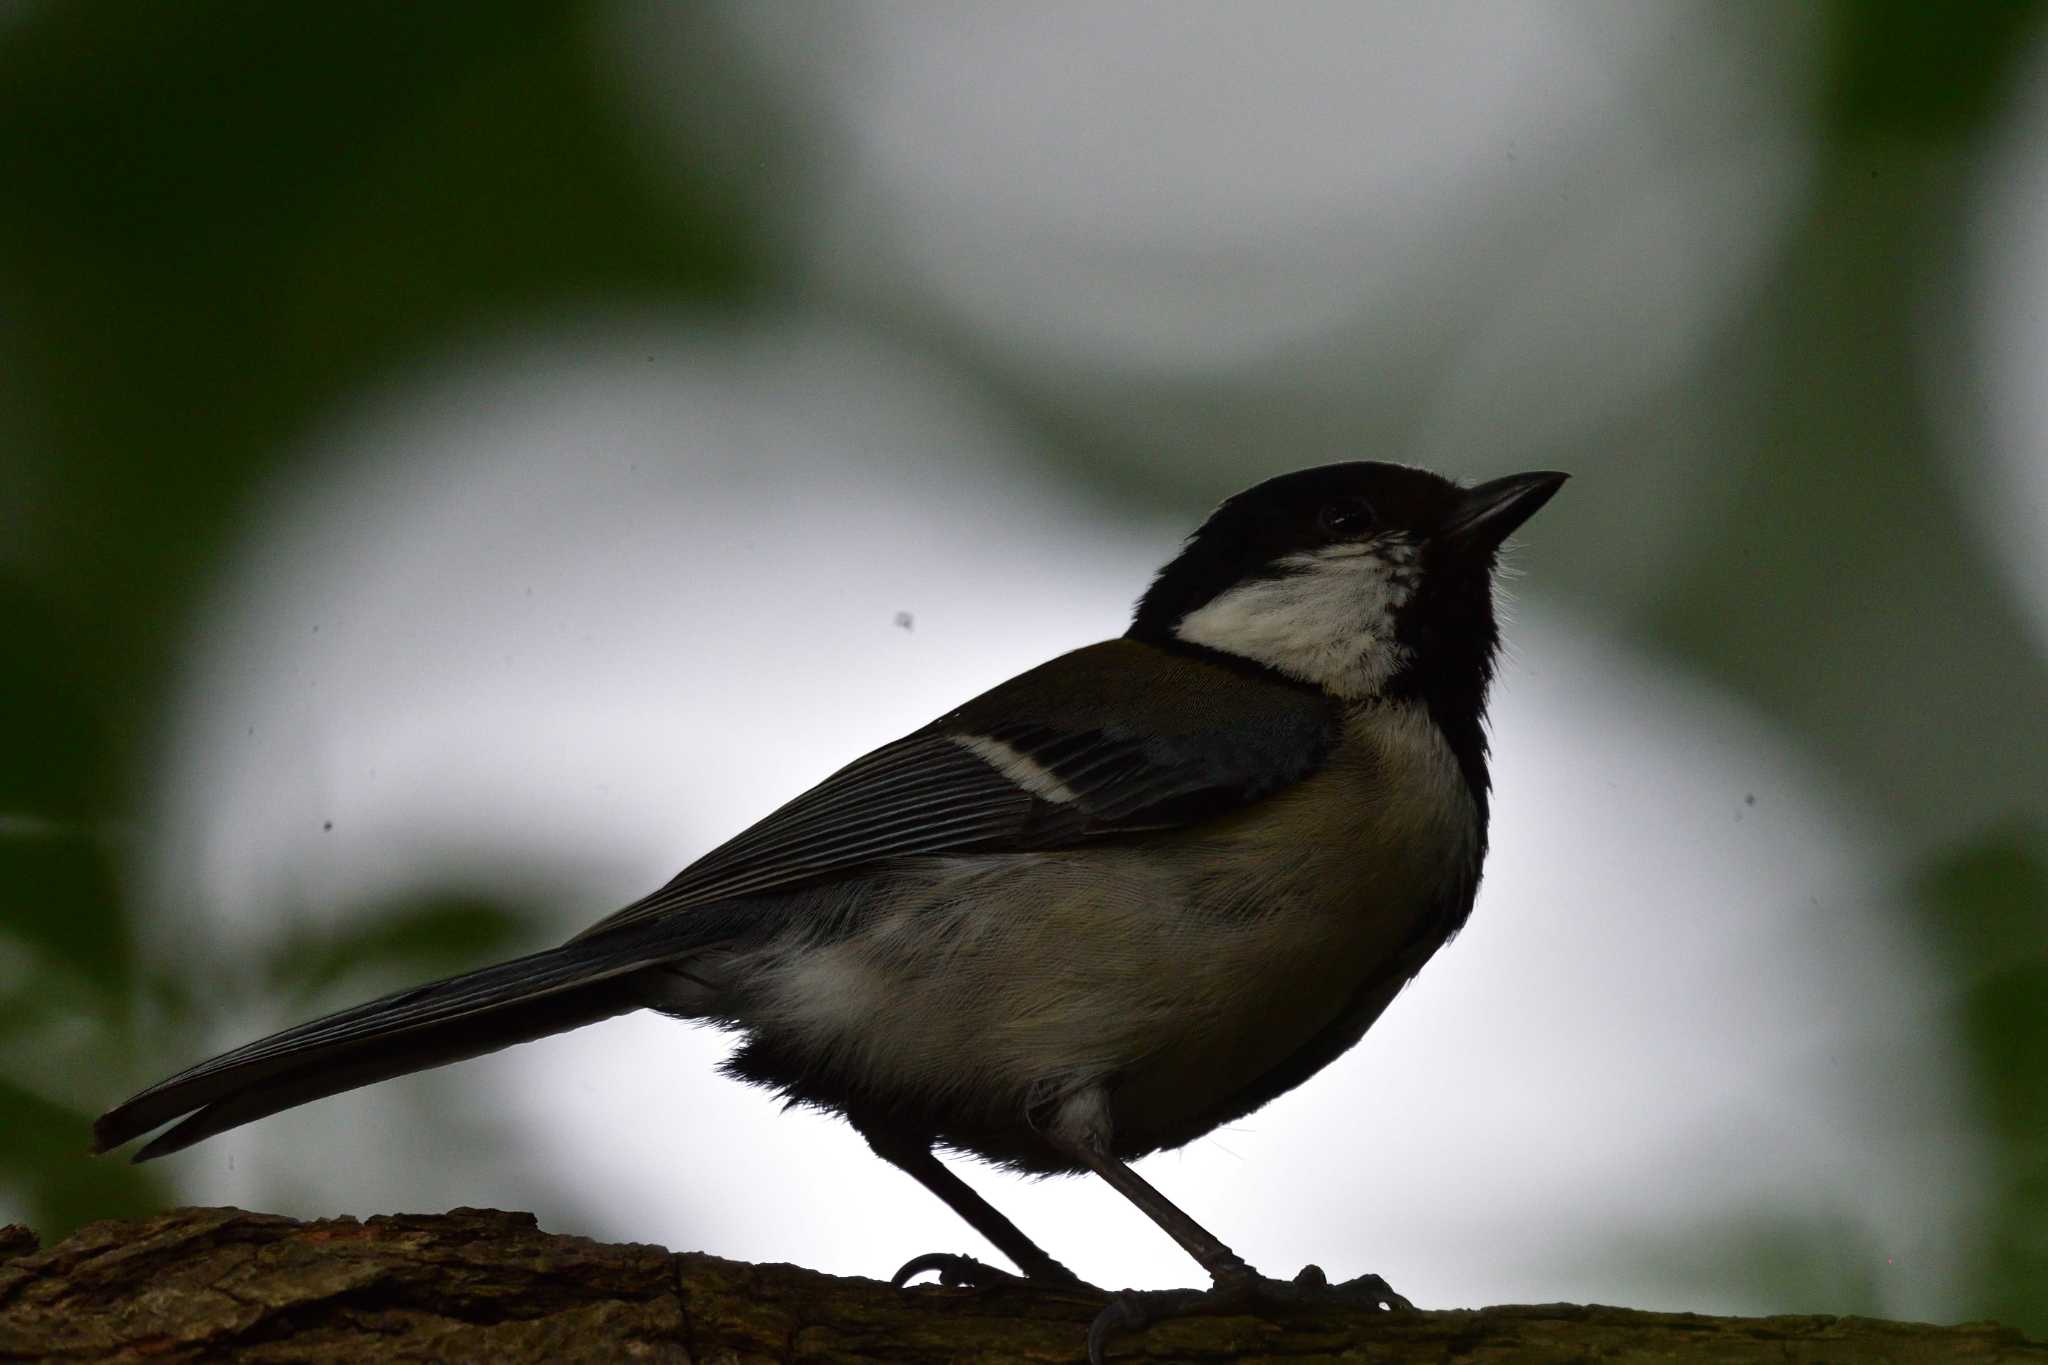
[1384,562,1502,823]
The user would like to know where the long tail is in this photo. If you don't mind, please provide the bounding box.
[93,919,701,1162]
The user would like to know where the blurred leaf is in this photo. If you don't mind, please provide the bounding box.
[1824,0,2048,140]
[1917,830,2048,1336]
[1920,829,2048,969]
[0,0,771,752]
[0,581,107,817]
[1645,152,2048,840]
[0,581,132,998]
[0,993,38,1048]
[0,829,130,1001]
[1595,1205,1888,1321]
[0,1077,168,1236]
[264,896,540,1006]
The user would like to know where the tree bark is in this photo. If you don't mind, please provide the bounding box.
[0,1206,2038,1363]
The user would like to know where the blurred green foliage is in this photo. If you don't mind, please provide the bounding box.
[0,0,2041,1338]
[1922,835,2048,1333]
[0,0,765,1236]
[1653,2,2047,1328]
[0,0,765,731]
[1824,0,2048,136]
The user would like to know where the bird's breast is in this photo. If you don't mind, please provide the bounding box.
[1086,699,1481,1141]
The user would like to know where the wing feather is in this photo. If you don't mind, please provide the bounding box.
[577,640,1337,938]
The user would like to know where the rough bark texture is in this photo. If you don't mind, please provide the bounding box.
[0,1206,2039,1364]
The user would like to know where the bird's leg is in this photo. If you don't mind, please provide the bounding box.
[860,1125,1088,1289]
[1070,1142,1254,1280]
[1046,1089,1411,1365]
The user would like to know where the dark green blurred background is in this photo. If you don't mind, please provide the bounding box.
[2,0,2042,1334]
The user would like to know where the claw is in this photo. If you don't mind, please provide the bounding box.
[891,1252,955,1288]
[1085,1287,1210,1363]
[891,1251,1026,1289]
[1086,1293,1141,1365]
[1327,1269,1413,1311]
[1084,1268,1413,1360]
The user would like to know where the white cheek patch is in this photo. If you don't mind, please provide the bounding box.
[953,734,1082,804]
[1174,541,1417,698]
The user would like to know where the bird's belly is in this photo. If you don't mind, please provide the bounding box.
[726,703,1480,1165]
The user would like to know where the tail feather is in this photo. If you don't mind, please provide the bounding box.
[94,920,698,1161]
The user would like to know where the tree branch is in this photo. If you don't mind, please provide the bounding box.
[0,1206,2037,1363]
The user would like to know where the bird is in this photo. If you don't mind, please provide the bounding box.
[95,461,1566,1361]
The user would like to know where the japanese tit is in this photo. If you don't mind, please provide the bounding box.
[95,461,1566,1360]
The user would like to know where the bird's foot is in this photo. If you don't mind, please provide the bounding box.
[1086,1264,1411,1364]
[892,1251,1035,1290]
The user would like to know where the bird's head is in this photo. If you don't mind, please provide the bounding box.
[1128,462,1567,705]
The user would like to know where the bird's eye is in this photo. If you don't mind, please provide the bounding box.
[1316,497,1375,539]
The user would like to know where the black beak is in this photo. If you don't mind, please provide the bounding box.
[1441,470,1569,552]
